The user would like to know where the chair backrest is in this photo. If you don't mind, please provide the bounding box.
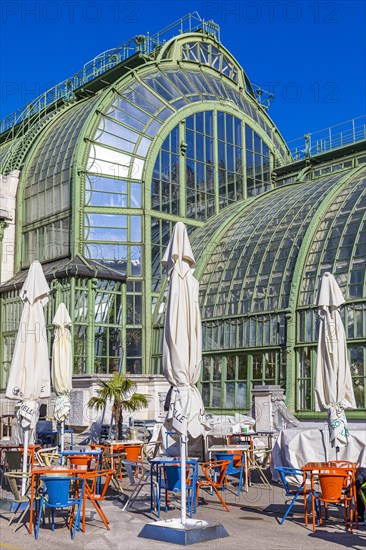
[328,461,357,469]
[4,472,25,501]
[164,464,181,491]
[84,469,114,499]
[202,460,230,486]
[122,460,149,485]
[164,463,194,492]
[5,450,23,471]
[318,470,349,502]
[276,466,304,495]
[41,476,72,506]
[125,445,142,461]
[36,447,60,467]
[213,452,243,474]
[66,454,92,469]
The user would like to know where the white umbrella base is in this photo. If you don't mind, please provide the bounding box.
[139,518,229,545]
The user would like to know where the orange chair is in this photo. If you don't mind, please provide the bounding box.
[312,468,353,532]
[81,469,115,531]
[196,460,231,512]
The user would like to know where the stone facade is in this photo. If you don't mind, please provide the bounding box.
[0,374,170,433]
[0,170,19,283]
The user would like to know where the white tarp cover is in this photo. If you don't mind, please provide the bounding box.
[51,303,72,422]
[314,272,356,448]
[162,222,205,439]
[271,426,366,482]
[6,260,51,434]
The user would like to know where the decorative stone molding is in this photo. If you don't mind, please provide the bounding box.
[251,384,300,431]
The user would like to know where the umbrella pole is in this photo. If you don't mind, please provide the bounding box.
[21,429,29,496]
[60,420,65,464]
[180,435,187,525]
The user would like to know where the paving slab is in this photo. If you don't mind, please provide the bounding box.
[0,483,365,550]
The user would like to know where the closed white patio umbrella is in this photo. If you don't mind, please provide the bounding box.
[51,303,73,455]
[162,222,205,525]
[6,260,51,494]
[314,272,356,453]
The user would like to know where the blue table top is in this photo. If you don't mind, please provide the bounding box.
[60,449,101,456]
[151,456,199,464]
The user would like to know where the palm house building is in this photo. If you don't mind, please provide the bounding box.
[0,13,365,428]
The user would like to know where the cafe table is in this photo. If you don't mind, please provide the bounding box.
[208,444,250,492]
[301,461,359,529]
[149,456,199,516]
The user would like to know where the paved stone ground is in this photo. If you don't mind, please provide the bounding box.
[0,479,365,550]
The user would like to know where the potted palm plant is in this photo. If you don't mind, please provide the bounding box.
[88,374,149,440]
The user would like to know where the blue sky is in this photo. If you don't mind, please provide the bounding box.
[1,0,365,141]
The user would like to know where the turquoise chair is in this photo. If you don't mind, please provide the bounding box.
[35,476,84,539]
[163,460,198,516]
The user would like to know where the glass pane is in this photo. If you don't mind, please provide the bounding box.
[202,357,211,381]
[238,356,248,379]
[212,357,222,380]
[226,382,235,408]
[212,383,222,407]
[202,383,210,406]
[131,216,142,242]
[237,382,247,408]
[226,357,235,380]
[252,354,263,379]
[131,182,142,207]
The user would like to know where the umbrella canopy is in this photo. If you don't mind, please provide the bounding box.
[51,303,73,423]
[6,260,51,430]
[5,260,51,494]
[162,222,205,525]
[162,222,205,440]
[314,272,356,449]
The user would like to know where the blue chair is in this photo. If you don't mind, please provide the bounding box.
[162,460,198,517]
[276,466,316,524]
[35,476,84,539]
[213,452,244,496]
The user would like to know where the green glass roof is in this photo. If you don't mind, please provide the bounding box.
[23,98,98,224]
[299,168,366,305]
[193,167,365,319]
[0,140,14,172]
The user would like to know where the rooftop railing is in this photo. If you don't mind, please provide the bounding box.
[0,12,220,136]
[287,115,366,160]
